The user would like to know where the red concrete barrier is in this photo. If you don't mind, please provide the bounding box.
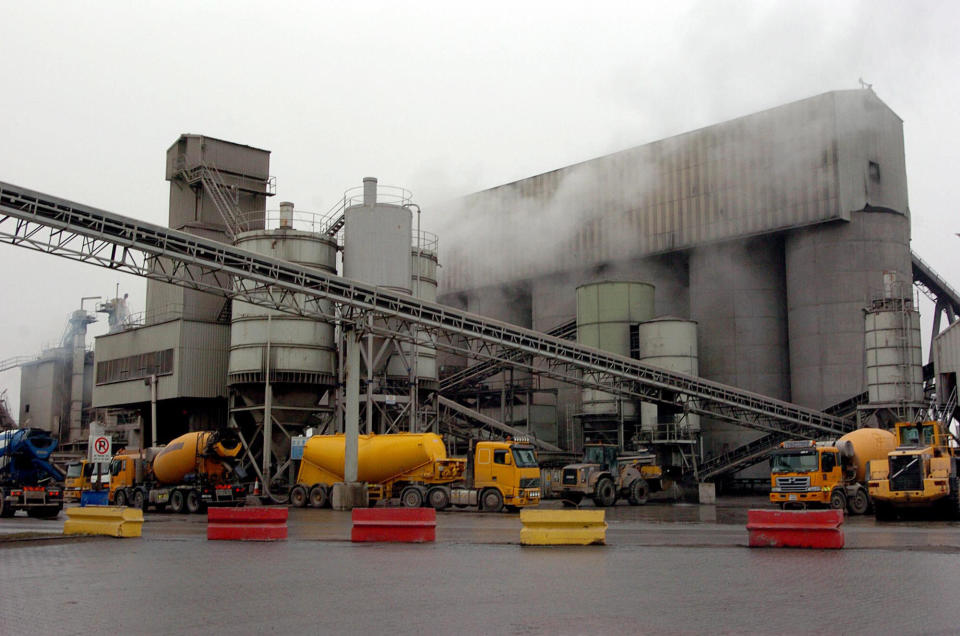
[747,509,844,549]
[207,507,288,541]
[351,507,436,543]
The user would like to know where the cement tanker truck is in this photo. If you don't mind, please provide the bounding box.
[290,433,541,512]
[0,428,64,518]
[109,430,247,514]
[770,427,896,514]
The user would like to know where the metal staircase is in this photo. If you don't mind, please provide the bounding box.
[177,163,244,240]
[435,395,562,451]
[440,318,577,392]
[0,180,855,472]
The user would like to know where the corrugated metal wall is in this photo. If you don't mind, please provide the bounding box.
[441,90,907,293]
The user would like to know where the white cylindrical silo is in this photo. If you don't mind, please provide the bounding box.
[387,233,440,381]
[576,281,656,417]
[864,298,923,404]
[635,317,700,433]
[342,177,412,294]
[786,210,912,409]
[229,227,338,390]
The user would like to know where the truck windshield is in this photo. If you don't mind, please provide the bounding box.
[770,451,819,473]
[66,463,82,478]
[511,448,538,468]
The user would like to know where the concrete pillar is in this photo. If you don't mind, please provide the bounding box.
[344,327,360,483]
[698,482,716,505]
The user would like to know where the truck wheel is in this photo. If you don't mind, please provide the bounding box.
[290,485,308,508]
[874,501,897,521]
[115,489,128,507]
[593,478,616,507]
[132,489,147,512]
[0,489,13,518]
[480,488,503,513]
[400,486,424,508]
[309,485,328,508]
[829,489,846,510]
[628,478,649,506]
[186,490,202,514]
[847,489,869,515]
[169,489,186,514]
[426,487,451,511]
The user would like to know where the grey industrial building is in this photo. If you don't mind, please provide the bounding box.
[437,89,916,474]
[12,88,959,486]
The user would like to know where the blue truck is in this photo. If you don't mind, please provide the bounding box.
[0,428,65,518]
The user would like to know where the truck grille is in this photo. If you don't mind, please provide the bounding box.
[519,478,540,489]
[562,469,578,485]
[775,476,809,493]
[890,455,924,492]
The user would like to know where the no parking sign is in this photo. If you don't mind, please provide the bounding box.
[90,435,112,463]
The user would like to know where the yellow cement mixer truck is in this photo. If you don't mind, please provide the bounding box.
[289,433,541,512]
[108,430,247,514]
[769,428,896,514]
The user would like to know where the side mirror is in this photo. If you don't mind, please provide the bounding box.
[504,454,513,466]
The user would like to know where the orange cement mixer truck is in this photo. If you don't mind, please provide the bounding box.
[289,433,541,512]
[109,430,247,514]
[770,427,896,514]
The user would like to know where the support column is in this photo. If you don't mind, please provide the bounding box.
[333,324,367,510]
[344,326,360,483]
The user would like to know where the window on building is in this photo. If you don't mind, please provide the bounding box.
[96,348,174,385]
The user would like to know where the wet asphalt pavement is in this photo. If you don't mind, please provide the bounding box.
[2,497,959,634]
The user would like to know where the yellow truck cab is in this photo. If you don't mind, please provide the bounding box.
[868,421,959,520]
[64,460,110,501]
[770,441,844,509]
[460,440,541,510]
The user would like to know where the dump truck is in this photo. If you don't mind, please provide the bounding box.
[769,428,896,514]
[289,433,541,512]
[109,430,247,514]
[868,420,960,520]
[0,428,64,518]
[559,443,663,507]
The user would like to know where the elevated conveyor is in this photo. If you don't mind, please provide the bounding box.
[0,181,853,466]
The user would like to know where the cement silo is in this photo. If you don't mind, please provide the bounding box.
[343,177,412,295]
[785,211,912,409]
[689,238,790,465]
[864,280,923,408]
[386,231,441,382]
[635,317,700,436]
[576,281,655,445]
[405,231,440,382]
[228,203,338,485]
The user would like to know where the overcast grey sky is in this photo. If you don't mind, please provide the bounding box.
[1,1,958,415]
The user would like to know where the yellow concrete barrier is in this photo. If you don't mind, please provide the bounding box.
[63,506,143,538]
[520,509,607,546]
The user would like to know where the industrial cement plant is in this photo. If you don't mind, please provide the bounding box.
[2,88,960,499]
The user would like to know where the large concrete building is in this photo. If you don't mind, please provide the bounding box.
[438,89,913,466]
